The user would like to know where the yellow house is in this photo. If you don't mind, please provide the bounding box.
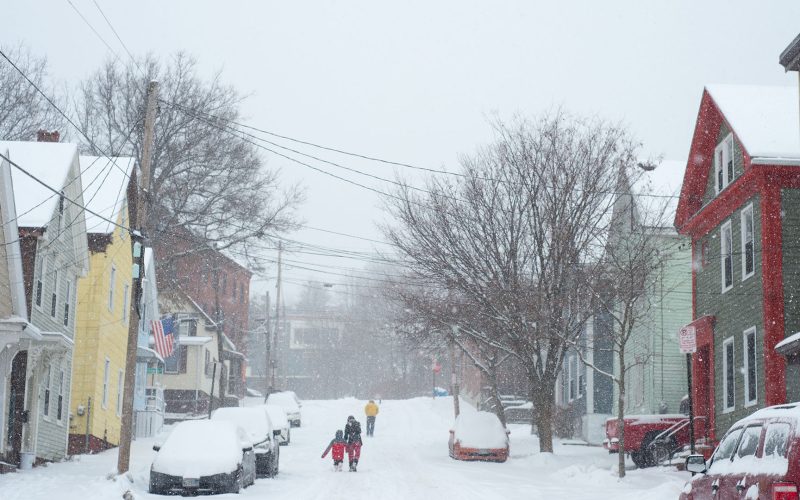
[68,156,136,454]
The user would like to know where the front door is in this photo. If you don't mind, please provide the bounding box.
[6,351,27,465]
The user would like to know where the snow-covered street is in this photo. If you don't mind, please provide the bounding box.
[1,397,689,499]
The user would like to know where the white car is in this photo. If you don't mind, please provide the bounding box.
[267,391,302,427]
[150,419,256,495]
[263,404,291,445]
[211,407,281,478]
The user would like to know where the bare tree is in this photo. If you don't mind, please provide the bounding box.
[0,44,64,141]
[75,53,302,270]
[574,167,676,477]
[385,112,641,452]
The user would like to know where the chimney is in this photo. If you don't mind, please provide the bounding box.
[36,130,60,143]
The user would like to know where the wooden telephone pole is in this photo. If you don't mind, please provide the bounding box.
[117,81,158,474]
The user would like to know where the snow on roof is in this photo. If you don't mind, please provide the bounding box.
[79,155,134,234]
[453,411,508,449]
[0,141,79,227]
[706,84,800,161]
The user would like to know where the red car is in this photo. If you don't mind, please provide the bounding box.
[604,414,708,468]
[448,411,509,463]
[682,403,800,500]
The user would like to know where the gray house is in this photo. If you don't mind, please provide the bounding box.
[0,139,89,465]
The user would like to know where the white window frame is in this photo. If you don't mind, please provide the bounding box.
[50,267,59,318]
[34,254,46,309]
[715,133,735,194]
[108,266,116,311]
[743,327,758,408]
[102,358,110,409]
[122,284,129,322]
[741,204,755,281]
[568,356,576,402]
[56,369,65,424]
[42,365,52,420]
[721,221,733,293]
[63,279,72,327]
[723,336,735,413]
[116,369,124,416]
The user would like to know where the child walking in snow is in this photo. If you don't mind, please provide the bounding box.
[321,430,347,471]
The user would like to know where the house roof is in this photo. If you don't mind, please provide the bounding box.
[780,33,800,71]
[0,141,80,227]
[705,84,800,162]
[79,155,135,234]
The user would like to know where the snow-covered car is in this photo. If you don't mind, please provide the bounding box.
[263,404,291,445]
[267,391,302,427]
[212,406,281,477]
[149,419,256,495]
[448,411,510,463]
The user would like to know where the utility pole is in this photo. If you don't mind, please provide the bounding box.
[118,80,158,474]
[271,242,282,389]
[263,292,270,396]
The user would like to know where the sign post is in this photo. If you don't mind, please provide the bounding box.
[679,325,697,455]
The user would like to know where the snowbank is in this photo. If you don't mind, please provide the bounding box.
[453,411,508,449]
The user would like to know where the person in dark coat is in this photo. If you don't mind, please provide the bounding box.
[343,415,362,471]
[321,430,346,471]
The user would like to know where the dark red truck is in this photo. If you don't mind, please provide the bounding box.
[603,414,710,468]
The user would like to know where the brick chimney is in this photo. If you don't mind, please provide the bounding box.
[36,130,60,142]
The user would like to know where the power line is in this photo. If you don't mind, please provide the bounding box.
[65,0,122,63]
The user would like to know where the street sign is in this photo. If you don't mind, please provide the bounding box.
[679,326,697,354]
[147,367,163,374]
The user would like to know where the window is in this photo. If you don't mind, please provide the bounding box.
[50,268,59,318]
[735,425,762,459]
[205,350,212,377]
[723,337,735,412]
[35,255,46,308]
[122,284,129,322]
[743,327,757,407]
[715,134,735,193]
[741,204,755,279]
[102,358,110,408]
[164,349,180,374]
[63,279,72,327]
[116,370,124,416]
[568,356,576,402]
[721,221,733,292]
[709,426,743,470]
[56,370,64,422]
[763,423,790,459]
[108,266,116,311]
[42,365,52,417]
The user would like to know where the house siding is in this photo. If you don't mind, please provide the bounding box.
[781,189,800,402]
[695,193,765,438]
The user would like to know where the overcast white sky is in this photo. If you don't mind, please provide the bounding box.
[6,1,800,304]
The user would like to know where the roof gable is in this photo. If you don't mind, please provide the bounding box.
[79,155,135,235]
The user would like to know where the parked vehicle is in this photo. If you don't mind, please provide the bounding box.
[504,402,533,424]
[603,414,707,468]
[263,404,291,445]
[212,407,281,478]
[449,411,510,463]
[681,403,800,500]
[267,391,302,427]
[149,420,256,495]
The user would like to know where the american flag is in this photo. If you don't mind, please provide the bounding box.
[152,316,175,359]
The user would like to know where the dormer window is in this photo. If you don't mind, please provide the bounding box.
[715,134,735,194]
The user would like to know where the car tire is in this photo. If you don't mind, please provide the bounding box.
[225,467,243,494]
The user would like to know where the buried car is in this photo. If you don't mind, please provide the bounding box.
[212,406,281,477]
[267,391,302,427]
[263,404,291,445]
[449,410,510,463]
[680,403,800,500]
[149,419,256,495]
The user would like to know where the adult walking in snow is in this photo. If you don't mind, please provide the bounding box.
[364,400,379,436]
[344,415,362,471]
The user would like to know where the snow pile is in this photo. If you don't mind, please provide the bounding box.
[211,407,273,446]
[453,411,508,449]
[152,419,246,477]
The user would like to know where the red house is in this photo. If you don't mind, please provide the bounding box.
[675,84,800,441]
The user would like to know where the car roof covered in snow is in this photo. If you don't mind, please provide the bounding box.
[706,84,800,162]
[267,391,300,411]
[453,410,508,449]
[741,402,800,422]
[263,404,289,428]
[211,406,273,443]
[152,419,249,478]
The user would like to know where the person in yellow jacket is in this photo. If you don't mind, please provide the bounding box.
[364,400,379,437]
